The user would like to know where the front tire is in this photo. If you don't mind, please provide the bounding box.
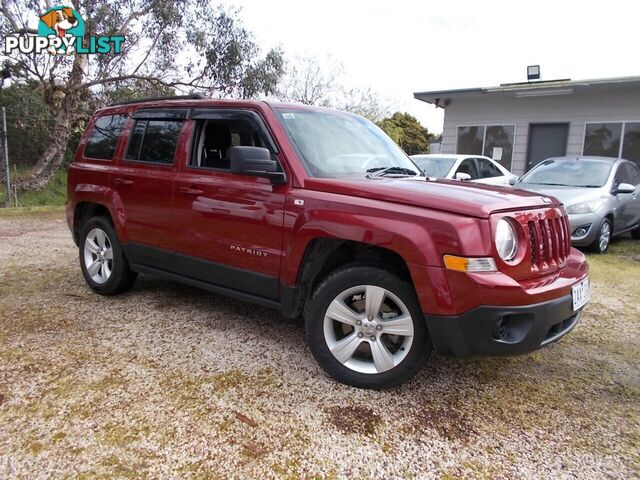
[304,265,431,389]
[589,218,612,254]
[79,216,137,295]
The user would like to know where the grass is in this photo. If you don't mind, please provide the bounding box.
[0,167,67,208]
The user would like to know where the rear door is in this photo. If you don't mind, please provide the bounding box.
[110,109,188,259]
[171,109,287,300]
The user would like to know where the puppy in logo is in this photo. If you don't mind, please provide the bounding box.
[40,7,78,55]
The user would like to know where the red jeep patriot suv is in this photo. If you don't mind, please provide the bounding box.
[67,95,590,389]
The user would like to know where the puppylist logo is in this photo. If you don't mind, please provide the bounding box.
[3,6,125,55]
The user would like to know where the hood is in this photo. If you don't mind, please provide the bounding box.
[303,176,560,218]
[512,183,605,207]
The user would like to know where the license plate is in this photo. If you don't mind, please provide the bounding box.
[572,277,590,311]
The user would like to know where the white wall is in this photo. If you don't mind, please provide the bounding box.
[440,88,640,175]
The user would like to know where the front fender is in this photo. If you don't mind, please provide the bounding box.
[280,190,491,287]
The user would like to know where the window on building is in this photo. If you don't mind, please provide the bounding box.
[622,122,640,164]
[483,125,514,169]
[583,122,622,158]
[84,115,126,160]
[456,126,484,156]
[125,120,183,164]
[456,124,515,170]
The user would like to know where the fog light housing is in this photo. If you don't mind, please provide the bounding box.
[572,226,589,237]
[492,318,508,340]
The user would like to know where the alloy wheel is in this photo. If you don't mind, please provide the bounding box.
[83,227,114,284]
[599,221,611,252]
[323,285,414,374]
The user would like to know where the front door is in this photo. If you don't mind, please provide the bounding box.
[526,123,569,172]
[171,109,288,300]
[613,162,640,231]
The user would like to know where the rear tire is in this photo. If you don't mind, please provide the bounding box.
[304,265,431,389]
[589,218,612,254]
[79,216,137,295]
[631,226,640,240]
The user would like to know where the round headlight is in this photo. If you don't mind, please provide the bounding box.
[495,218,518,261]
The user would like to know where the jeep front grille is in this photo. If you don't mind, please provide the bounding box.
[527,215,570,272]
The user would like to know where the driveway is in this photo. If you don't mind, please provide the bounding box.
[0,209,638,479]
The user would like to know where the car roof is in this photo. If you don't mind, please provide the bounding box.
[410,154,492,161]
[93,97,358,118]
[542,155,622,163]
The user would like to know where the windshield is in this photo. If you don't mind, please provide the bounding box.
[275,108,420,178]
[520,159,614,187]
[411,156,456,178]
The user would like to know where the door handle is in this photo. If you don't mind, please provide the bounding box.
[114,178,133,185]
[179,186,204,195]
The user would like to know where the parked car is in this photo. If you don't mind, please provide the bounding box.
[66,96,589,389]
[511,156,640,253]
[410,154,518,186]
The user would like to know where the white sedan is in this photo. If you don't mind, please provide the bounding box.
[410,154,518,186]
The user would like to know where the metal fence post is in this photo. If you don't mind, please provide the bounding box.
[1,106,10,207]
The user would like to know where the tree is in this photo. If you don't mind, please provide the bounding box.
[0,1,284,190]
[378,112,434,155]
[277,56,389,122]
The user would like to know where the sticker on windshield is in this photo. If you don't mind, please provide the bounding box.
[282,112,295,119]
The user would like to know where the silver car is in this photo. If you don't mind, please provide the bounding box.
[512,156,640,253]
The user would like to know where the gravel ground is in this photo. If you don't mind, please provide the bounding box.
[0,209,638,479]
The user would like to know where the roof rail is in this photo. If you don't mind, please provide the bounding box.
[108,94,207,106]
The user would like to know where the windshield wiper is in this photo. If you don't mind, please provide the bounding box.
[531,182,570,186]
[366,166,418,178]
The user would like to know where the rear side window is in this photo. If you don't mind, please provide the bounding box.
[84,114,126,160]
[125,120,183,164]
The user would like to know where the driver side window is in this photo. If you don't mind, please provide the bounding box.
[614,164,634,186]
[626,163,640,185]
[476,158,502,178]
[190,115,273,170]
[456,159,479,179]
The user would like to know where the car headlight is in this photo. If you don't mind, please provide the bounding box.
[566,199,605,214]
[495,218,518,261]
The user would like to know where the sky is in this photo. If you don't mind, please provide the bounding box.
[220,0,640,133]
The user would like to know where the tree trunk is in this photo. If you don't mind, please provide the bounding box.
[17,106,72,191]
[17,53,86,192]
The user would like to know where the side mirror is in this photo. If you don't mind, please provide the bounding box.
[509,177,518,186]
[229,146,286,184]
[455,172,472,181]
[615,182,636,194]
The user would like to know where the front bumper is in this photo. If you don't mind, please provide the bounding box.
[424,294,582,357]
[568,212,602,246]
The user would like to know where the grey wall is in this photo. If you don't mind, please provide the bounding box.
[440,87,640,175]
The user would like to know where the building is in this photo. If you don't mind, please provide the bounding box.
[414,75,640,175]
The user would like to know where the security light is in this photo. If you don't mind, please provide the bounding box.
[527,65,540,81]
